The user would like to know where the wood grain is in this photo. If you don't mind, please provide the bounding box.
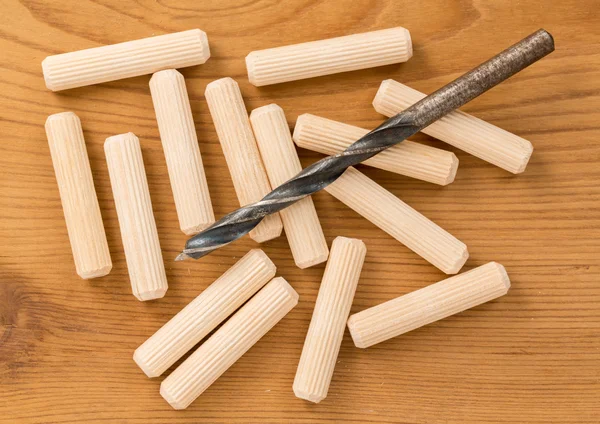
[0,0,599,422]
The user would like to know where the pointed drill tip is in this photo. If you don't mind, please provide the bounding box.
[175,252,191,262]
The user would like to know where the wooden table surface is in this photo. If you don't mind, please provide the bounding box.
[1,0,599,422]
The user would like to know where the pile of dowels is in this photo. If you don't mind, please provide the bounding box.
[42,26,547,408]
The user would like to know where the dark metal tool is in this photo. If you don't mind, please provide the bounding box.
[177,29,554,261]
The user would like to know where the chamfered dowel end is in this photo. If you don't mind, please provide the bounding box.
[346,316,368,349]
[270,276,300,304]
[45,110,78,126]
[245,53,260,86]
[490,261,511,292]
[104,132,135,149]
[41,57,59,92]
[248,102,284,119]
[135,286,168,302]
[295,250,330,270]
[192,28,211,63]
[292,385,326,404]
[444,153,460,185]
[149,68,183,84]
[513,143,534,174]
[291,113,310,144]
[78,264,113,280]
[403,27,413,60]
[205,76,236,93]
[372,79,397,116]
[133,349,159,378]
[160,384,187,410]
[448,246,470,275]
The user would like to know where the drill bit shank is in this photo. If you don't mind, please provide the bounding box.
[178,29,554,261]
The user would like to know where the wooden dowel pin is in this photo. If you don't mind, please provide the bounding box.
[246,27,412,86]
[150,69,215,235]
[348,262,511,348]
[45,112,112,279]
[293,237,366,403]
[373,79,534,173]
[42,29,210,91]
[160,277,298,410]
[293,113,458,185]
[205,78,283,243]
[250,104,329,268]
[325,167,468,274]
[104,133,168,301]
[134,249,276,377]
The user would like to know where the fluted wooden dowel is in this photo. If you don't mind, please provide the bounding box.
[160,277,298,410]
[42,29,210,91]
[104,133,168,301]
[45,112,112,279]
[250,104,329,268]
[133,249,276,377]
[246,27,412,86]
[347,262,511,348]
[373,79,534,173]
[293,237,366,403]
[149,69,215,235]
[292,113,458,185]
[205,78,283,243]
[325,167,468,274]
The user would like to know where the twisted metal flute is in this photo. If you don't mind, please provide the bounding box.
[177,29,554,261]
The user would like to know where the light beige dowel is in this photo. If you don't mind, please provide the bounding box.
[45,112,112,279]
[205,78,283,243]
[160,277,298,410]
[42,29,210,91]
[104,133,168,301]
[133,249,276,377]
[250,104,329,268]
[325,167,468,274]
[293,113,458,185]
[149,69,215,235]
[373,79,534,173]
[246,27,412,86]
[293,237,366,403]
[348,262,511,348]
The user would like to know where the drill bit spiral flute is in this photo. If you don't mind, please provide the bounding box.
[177,29,554,261]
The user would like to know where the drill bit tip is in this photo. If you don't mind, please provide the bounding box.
[175,252,192,262]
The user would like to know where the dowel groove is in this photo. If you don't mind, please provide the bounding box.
[325,167,468,274]
[246,27,412,86]
[104,133,168,301]
[160,277,298,409]
[348,262,511,348]
[150,69,215,235]
[43,29,210,91]
[134,249,276,377]
[293,237,366,403]
[45,112,112,279]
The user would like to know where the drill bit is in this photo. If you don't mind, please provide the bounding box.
[177,29,554,261]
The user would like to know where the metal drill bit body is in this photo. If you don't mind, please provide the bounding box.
[178,29,554,261]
